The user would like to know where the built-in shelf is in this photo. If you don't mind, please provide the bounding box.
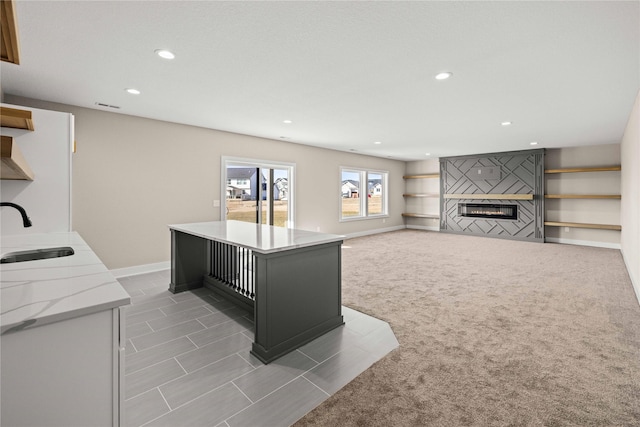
[402,213,440,219]
[443,194,534,200]
[403,174,439,179]
[1,107,34,131]
[403,193,439,198]
[1,0,20,65]
[544,166,621,174]
[544,221,621,231]
[1,135,34,180]
[545,194,621,199]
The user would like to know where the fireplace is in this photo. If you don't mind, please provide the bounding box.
[458,203,518,220]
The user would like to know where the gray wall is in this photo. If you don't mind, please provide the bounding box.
[439,150,545,242]
[5,96,405,270]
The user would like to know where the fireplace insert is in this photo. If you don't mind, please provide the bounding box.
[458,203,517,220]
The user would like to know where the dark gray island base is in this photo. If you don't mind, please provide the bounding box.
[169,221,344,364]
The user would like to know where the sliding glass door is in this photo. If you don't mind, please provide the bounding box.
[223,158,294,228]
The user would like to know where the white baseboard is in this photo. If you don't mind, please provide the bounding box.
[110,261,170,278]
[621,248,640,307]
[545,237,621,250]
[406,224,440,232]
[343,225,406,240]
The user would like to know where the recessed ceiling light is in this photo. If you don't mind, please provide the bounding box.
[530,141,538,146]
[425,153,431,156]
[126,88,141,95]
[374,141,382,145]
[283,120,292,124]
[435,72,452,80]
[155,49,175,59]
[501,121,512,126]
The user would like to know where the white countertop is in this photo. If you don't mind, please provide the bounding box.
[168,221,344,254]
[1,232,130,335]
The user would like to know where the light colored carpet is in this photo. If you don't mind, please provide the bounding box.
[295,230,640,426]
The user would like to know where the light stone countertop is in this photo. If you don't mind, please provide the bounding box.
[0,232,130,335]
[168,220,344,254]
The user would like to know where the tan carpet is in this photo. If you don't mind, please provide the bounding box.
[295,230,640,427]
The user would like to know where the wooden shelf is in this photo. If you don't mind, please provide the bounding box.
[403,193,439,198]
[545,194,621,199]
[403,174,439,179]
[443,193,534,200]
[544,166,621,174]
[1,135,34,180]
[1,0,21,65]
[402,213,439,219]
[544,221,621,231]
[1,107,34,130]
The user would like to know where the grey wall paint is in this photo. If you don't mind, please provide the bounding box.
[439,149,545,242]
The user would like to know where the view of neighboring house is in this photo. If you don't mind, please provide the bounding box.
[341,180,359,198]
[227,168,288,200]
[226,168,256,200]
[368,180,382,196]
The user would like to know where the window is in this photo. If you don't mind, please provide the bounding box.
[340,167,388,220]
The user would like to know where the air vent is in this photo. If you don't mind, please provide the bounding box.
[95,102,120,109]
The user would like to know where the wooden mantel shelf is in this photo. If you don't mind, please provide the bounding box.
[1,135,34,180]
[544,166,621,174]
[443,194,534,200]
[403,193,439,198]
[1,107,34,131]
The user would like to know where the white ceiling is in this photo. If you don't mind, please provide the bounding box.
[2,1,639,160]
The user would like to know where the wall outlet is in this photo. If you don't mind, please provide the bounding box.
[316,226,320,232]
[564,227,570,232]
[213,200,220,207]
[383,218,386,223]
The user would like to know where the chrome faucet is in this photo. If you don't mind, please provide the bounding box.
[0,203,32,227]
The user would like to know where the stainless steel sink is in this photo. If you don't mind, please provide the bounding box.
[0,247,75,264]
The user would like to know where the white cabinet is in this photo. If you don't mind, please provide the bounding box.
[1,308,125,427]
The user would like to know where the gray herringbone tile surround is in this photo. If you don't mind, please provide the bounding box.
[119,270,398,427]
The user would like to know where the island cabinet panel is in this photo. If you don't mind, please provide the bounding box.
[1,308,124,427]
[252,241,344,363]
[168,221,345,364]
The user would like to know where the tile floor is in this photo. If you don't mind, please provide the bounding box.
[118,270,398,427]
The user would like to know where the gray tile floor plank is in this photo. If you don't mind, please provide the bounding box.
[126,337,197,375]
[126,295,177,315]
[351,322,400,359]
[126,307,167,326]
[148,306,213,331]
[160,354,254,409]
[197,306,249,328]
[125,358,186,399]
[158,297,214,316]
[188,319,251,348]
[233,350,318,402]
[145,383,251,427]
[297,325,361,363]
[124,388,170,427]
[127,321,153,339]
[303,345,380,395]
[176,332,253,373]
[131,320,205,351]
[227,377,328,427]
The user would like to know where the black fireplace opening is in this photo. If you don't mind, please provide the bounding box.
[458,203,518,220]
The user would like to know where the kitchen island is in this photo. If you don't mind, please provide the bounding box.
[169,220,344,364]
[1,231,130,426]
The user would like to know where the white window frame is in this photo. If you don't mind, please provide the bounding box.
[339,167,388,222]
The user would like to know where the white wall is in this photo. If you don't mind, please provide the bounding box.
[5,96,405,270]
[620,90,640,304]
[1,103,73,235]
